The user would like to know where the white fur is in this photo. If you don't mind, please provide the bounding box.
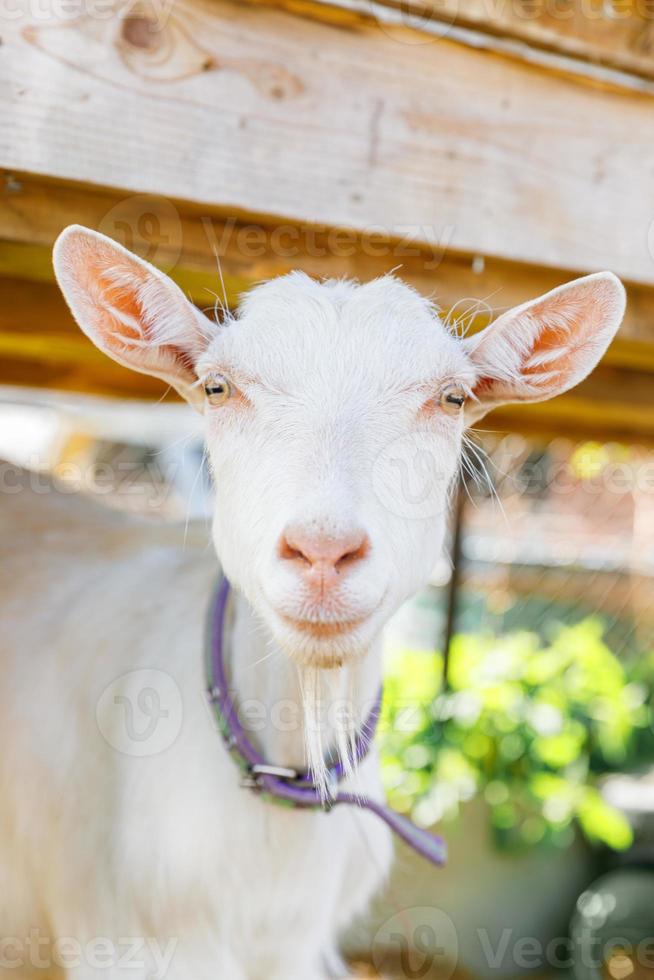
[0,228,626,979]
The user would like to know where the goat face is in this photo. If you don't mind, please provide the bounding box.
[53,227,626,668]
[198,273,472,666]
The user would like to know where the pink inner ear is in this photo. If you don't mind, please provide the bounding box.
[86,259,196,380]
[521,321,577,389]
[465,272,625,418]
[96,269,146,347]
[54,227,211,408]
[472,375,497,399]
[67,238,152,354]
[520,294,603,392]
[472,294,601,405]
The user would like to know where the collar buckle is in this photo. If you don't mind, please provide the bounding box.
[251,763,299,780]
[241,763,299,791]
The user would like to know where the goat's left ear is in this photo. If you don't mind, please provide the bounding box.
[462,271,626,425]
[53,225,212,410]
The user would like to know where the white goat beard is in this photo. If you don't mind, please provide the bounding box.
[298,664,362,801]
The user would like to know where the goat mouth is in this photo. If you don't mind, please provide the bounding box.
[279,615,366,638]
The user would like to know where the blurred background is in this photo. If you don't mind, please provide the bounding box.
[2,0,654,976]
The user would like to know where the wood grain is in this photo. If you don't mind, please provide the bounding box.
[2,0,654,282]
[256,0,654,83]
[2,264,653,441]
[2,171,654,439]
[4,170,654,352]
[0,277,177,400]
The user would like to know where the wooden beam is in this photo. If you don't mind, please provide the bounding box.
[490,366,654,444]
[411,0,654,83]
[2,173,654,439]
[0,277,176,400]
[253,0,654,85]
[3,171,654,355]
[2,0,654,284]
[2,261,654,442]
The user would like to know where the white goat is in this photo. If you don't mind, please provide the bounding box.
[0,225,625,980]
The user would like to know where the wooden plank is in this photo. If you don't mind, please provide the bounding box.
[491,366,654,443]
[0,277,176,400]
[3,171,654,356]
[2,173,654,438]
[2,268,654,442]
[416,0,654,81]
[257,0,654,84]
[2,0,654,283]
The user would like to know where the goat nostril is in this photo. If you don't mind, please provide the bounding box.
[279,537,311,566]
[335,538,369,571]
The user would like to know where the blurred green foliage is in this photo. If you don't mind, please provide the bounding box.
[380,618,654,852]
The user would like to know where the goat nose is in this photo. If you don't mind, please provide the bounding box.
[279,526,369,576]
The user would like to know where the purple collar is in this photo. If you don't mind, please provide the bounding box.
[206,577,446,867]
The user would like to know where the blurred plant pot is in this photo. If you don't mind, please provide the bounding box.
[343,797,598,979]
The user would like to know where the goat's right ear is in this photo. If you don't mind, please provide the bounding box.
[461,271,626,425]
[53,225,212,410]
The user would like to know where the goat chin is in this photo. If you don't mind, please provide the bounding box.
[281,635,369,670]
[272,617,376,670]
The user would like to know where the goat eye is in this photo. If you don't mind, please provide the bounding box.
[203,374,232,406]
[440,385,466,414]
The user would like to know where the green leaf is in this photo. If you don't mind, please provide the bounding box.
[577,788,634,850]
